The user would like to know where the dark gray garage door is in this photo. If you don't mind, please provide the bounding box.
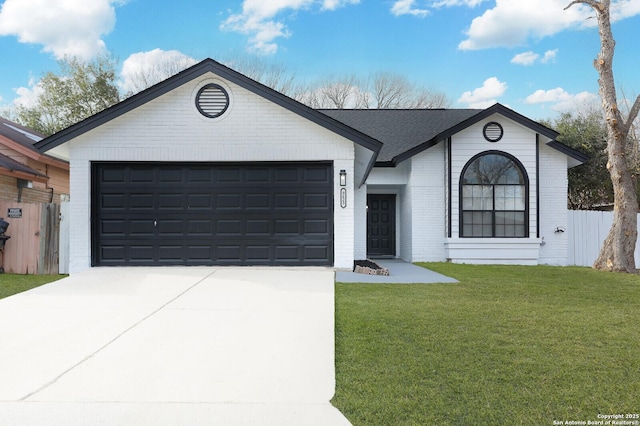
[91,162,333,266]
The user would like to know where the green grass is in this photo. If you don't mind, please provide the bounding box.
[0,274,64,299]
[333,263,640,425]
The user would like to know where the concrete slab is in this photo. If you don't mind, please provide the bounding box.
[336,259,458,283]
[0,267,350,426]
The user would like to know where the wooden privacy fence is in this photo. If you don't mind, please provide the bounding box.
[0,201,60,275]
[567,210,640,267]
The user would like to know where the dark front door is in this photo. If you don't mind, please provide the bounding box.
[91,162,334,266]
[367,194,396,257]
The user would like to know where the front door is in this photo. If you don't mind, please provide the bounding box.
[367,194,396,257]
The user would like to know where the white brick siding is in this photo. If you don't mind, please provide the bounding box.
[68,73,357,272]
[409,143,447,262]
[538,143,569,265]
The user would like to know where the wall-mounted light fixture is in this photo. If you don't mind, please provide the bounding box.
[339,169,347,187]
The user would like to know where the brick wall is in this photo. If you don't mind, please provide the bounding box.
[66,73,357,273]
[538,143,569,265]
[410,144,447,261]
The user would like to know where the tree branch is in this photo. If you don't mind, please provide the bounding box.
[623,95,640,135]
[564,0,600,10]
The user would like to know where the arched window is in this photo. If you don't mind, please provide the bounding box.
[460,151,528,237]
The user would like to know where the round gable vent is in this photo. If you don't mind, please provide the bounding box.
[483,122,503,142]
[196,84,229,118]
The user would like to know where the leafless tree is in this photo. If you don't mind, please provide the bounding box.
[298,71,450,109]
[298,74,368,109]
[223,55,299,97]
[366,72,450,108]
[565,0,640,272]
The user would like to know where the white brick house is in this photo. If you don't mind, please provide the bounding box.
[36,59,586,273]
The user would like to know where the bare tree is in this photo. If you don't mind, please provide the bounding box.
[565,0,640,272]
[367,72,450,109]
[299,71,450,109]
[219,56,450,110]
[223,55,299,97]
[299,74,368,109]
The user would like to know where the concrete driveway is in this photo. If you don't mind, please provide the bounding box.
[0,267,351,426]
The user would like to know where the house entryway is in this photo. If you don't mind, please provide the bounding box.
[367,194,396,257]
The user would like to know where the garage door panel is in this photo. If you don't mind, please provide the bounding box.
[92,162,333,266]
[130,194,155,209]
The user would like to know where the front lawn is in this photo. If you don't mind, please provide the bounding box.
[0,274,64,299]
[333,263,640,425]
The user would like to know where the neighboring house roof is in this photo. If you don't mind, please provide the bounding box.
[322,103,589,166]
[0,117,69,170]
[0,117,68,182]
[0,116,45,146]
[0,152,48,182]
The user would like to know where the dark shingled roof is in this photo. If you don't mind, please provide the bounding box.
[0,152,48,179]
[0,116,45,149]
[320,109,481,163]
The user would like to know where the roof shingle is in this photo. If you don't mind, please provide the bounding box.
[319,109,481,163]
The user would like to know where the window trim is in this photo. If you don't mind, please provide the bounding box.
[459,150,529,238]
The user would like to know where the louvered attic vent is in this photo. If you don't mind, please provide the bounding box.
[196,84,229,118]
[483,122,503,142]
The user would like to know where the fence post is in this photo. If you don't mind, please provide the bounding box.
[38,203,60,275]
[59,201,70,274]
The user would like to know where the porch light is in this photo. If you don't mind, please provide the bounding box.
[339,169,347,187]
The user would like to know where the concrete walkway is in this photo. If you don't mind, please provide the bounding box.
[0,267,351,426]
[336,259,458,283]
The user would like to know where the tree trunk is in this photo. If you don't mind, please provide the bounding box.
[592,135,638,272]
[567,0,639,272]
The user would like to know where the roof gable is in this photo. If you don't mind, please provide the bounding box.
[323,103,587,165]
[35,59,382,157]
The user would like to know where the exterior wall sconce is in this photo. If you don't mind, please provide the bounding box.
[339,170,347,208]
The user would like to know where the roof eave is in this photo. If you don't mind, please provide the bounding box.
[380,103,563,166]
[546,140,590,164]
[35,59,383,158]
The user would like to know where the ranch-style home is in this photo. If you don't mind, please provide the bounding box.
[35,59,587,274]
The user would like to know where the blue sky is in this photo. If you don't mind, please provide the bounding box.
[1,0,639,121]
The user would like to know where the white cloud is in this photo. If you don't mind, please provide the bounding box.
[456,0,640,50]
[511,49,558,65]
[11,78,44,109]
[391,0,430,17]
[0,0,125,59]
[321,0,360,11]
[541,49,558,63]
[120,49,197,94]
[525,87,598,112]
[221,0,359,55]
[432,0,487,7]
[511,51,540,66]
[458,77,507,108]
